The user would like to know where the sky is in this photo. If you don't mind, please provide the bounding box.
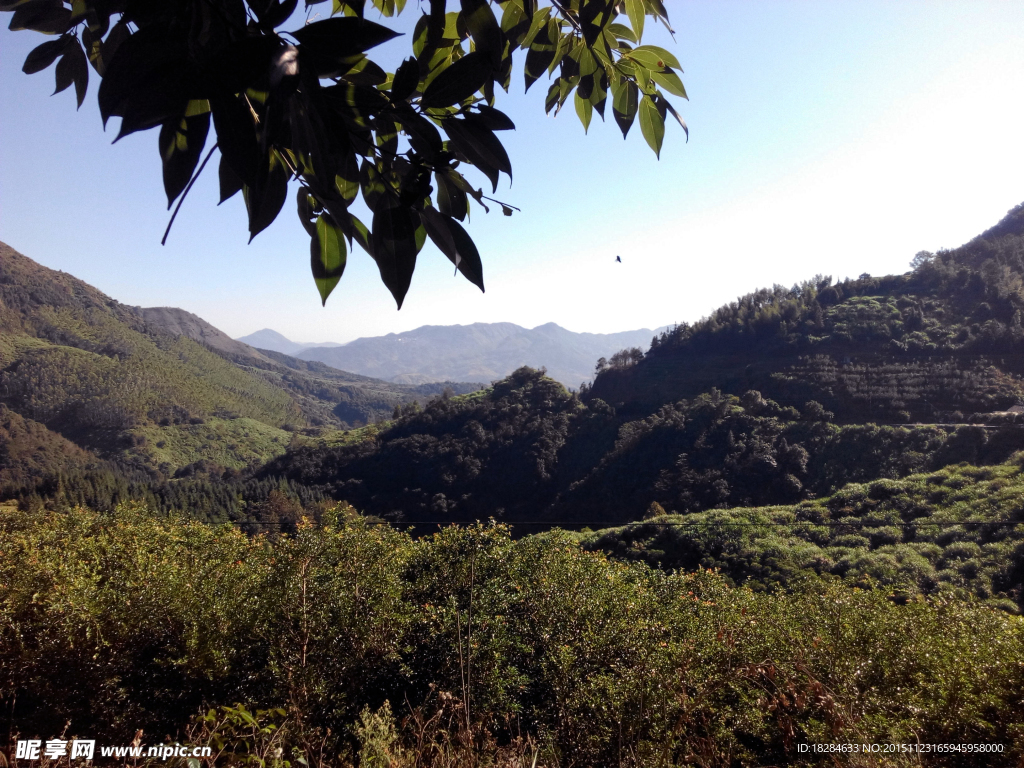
[3,1,1024,344]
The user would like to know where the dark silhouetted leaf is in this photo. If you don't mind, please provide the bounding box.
[444,116,511,191]
[395,105,443,161]
[296,186,318,236]
[291,17,400,72]
[99,27,190,139]
[22,35,67,74]
[659,94,688,141]
[420,50,491,108]
[218,154,243,203]
[211,95,261,186]
[461,0,502,66]
[611,77,638,138]
[255,0,298,31]
[444,215,484,291]
[245,153,290,241]
[66,36,88,107]
[203,36,281,96]
[419,205,458,263]
[391,57,419,101]
[472,104,515,131]
[435,171,468,220]
[8,0,70,34]
[371,195,423,309]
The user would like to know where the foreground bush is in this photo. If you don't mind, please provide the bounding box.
[1,506,1022,766]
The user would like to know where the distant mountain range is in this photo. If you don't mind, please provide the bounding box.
[237,322,671,387]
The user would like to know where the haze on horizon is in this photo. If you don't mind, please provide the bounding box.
[2,1,1024,345]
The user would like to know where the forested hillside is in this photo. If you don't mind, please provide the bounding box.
[590,203,1024,422]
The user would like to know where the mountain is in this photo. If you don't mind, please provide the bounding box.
[0,242,481,481]
[236,328,345,356]
[236,328,309,356]
[265,321,669,387]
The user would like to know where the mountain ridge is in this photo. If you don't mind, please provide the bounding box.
[237,321,671,387]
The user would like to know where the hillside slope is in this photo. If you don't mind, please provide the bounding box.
[0,243,480,476]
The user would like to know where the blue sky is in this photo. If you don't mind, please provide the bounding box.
[3,1,1024,344]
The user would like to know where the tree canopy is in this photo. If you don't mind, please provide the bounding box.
[5,0,687,307]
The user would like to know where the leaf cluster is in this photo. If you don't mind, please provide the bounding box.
[6,0,688,307]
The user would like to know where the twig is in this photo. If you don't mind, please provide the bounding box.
[161,143,218,246]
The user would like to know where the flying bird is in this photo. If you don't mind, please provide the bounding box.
[615,255,622,263]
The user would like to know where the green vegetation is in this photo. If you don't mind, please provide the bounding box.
[3,508,1022,766]
[581,455,1024,612]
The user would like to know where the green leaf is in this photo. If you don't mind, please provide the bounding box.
[638,94,664,158]
[607,22,637,44]
[624,0,644,42]
[574,91,592,133]
[420,51,491,108]
[310,213,347,306]
[629,45,681,71]
[651,69,687,99]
